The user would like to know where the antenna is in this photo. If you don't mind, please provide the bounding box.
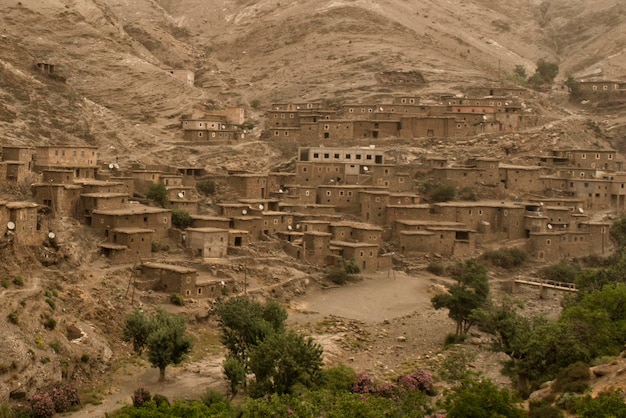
[48,232,56,239]
[258,204,264,210]
[7,221,15,230]
[242,209,248,215]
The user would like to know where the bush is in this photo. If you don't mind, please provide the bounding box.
[351,372,376,394]
[170,293,185,306]
[146,183,168,208]
[458,187,477,201]
[44,383,80,413]
[481,247,528,269]
[321,364,357,392]
[540,260,581,283]
[398,369,433,393]
[344,259,360,275]
[445,333,466,345]
[426,262,445,276]
[250,99,261,109]
[529,400,564,418]
[430,185,456,202]
[201,389,225,408]
[196,180,216,195]
[132,386,152,408]
[43,318,57,331]
[1,280,9,288]
[49,340,62,354]
[152,394,170,407]
[171,210,193,230]
[45,298,56,310]
[13,277,24,287]
[7,312,18,325]
[326,268,348,285]
[30,392,55,418]
[553,361,590,394]
[80,353,90,363]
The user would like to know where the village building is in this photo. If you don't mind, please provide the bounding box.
[167,69,195,86]
[91,205,171,240]
[140,262,198,296]
[33,146,98,178]
[330,241,385,272]
[5,201,40,245]
[0,146,33,184]
[100,227,153,264]
[185,227,229,258]
[31,182,82,217]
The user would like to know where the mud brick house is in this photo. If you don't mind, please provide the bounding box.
[167,69,194,86]
[396,221,476,257]
[330,241,386,272]
[31,183,82,217]
[540,148,622,171]
[575,80,626,98]
[267,172,297,196]
[260,211,294,235]
[4,201,40,245]
[0,146,33,184]
[399,116,461,138]
[226,174,268,199]
[465,86,531,99]
[190,215,231,229]
[227,229,250,248]
[75,179,127,194]
[181,116,245,141]
[79,193,129,224]
[140,262,198,297]
[499,164,545,193]
[239,199,281,212]
[230,216,264,240]
[316,185,366,212]
[218,203,257,218]
[301,231,332,266]
[295,146,385,186]
[330,221,383,245]
[271,185,318,204]
[185,227,229,258]
[91,205,171,240]
[100,227,153,264]
[132,169,164,195]
[34,146,98,178]
[108,176,135,196]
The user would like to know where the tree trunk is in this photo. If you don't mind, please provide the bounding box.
[159,366,166,382]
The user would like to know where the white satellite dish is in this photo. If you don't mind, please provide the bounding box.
[578,207,584,214]
[287,225,293,231]
[48,232,56,239]
[7,221,15,230]
[177,192,185,199]
[113,164,119,169]
[242,209,248,215]
[258,204,264,210]
[279,189,284,193]
[547,224,553,230]
[221,125,226,129]
[362,166,369,171]
[108,163,114,169]
[379,107,383,111]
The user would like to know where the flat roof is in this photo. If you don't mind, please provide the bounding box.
[330,240,378,248]
[186,227,229,233]
[191,215,230,221]
[142,262,196,274]
[81,193,129,198]
[396,220,465,227]
[331,221,383,231]
[6,201,37,209]
[93,206,170,215]
[113,227,155,234]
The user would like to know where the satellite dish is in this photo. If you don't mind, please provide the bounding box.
[362,166,369,171]
[547,224,553,230]
[221,125,226,129]
[379,107,383,111]
[287,225,293,231]
[278,189,283,193]
[48,232,56,239]
[578,208,584,214]
[482,115,487,120]
[242,209,248,215]
[258,204,264,210]
[7,221,15,230]
[177,192,185,198]
[108,163,114,169]
[113,164,119,169]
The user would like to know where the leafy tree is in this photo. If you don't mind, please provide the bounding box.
[513,65,527,80]
[146,183,168,208]
[196,180,216,196]
[223,356,246,398]
[575,390,626,418]
[248,330,324,397]
[123,309,153,355]
[430,184,456,202]
[124,309,192,381]
[442,378,525,418]
[610,215,626,247]
[536,59,559,83]
[147,310,193,381]
[171,210,193,229]
[432,259,490,338]
[215,297,286,364]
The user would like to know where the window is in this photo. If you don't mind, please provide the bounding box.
[324,153,329,158]
[334,153,340,159]
[546,239,551,245]
[603,85,608,90]
[313,153,319,158]
[581,153,586,159]
[346,154,351,159]
[326,191,331,196]
[290,113,294,118]
[596,154,600,159]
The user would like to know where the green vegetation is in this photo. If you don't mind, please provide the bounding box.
[123,309,192,381]
[539,259,581,283]
[432,259,490,339]
[430,184,456,202]
[441,379,525,418]
[146,183,168,208]
[7,312,18,325]
[426,261,445,276]
[481,247,528,269]
[250,99,261,110]
[196,179,216,195]
[13,276,24,287]
[171,210,193,229]
[326,259,360,285]
[169,293,185,306]
[43,317,57,330]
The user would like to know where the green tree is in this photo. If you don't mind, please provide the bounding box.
[171,210,193,229]
[432,259,490,338]
[248,330,324,397]
[146,183,168,208]
[610,215,626,247]
[196,180,216,196]
[147,310,193,381]
[513,65,527,80]
[430,184,456,202]
[575,390,626,418]
[442,378,525,418]
[223,356,246,398]
[123,309,153,355]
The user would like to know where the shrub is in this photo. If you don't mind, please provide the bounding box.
[80,353,90,363]
[481,247,528,269]
[553,361,590,394]
[445,333,466,345]
[540,260,581,283]
[45,383,80,413]
[170,293,185,306]
[1,280,9,288]
[458,187,477,201]
[398,369,433,393]
[45,298,56,310]
[8,312,18,325]
[196,180,216,195]
[49,340,62,354]
[132,386,152,408]
[326,268,348,285]
[152,393,170,407]
[426,262,445,276]
[430,184,456,202]
[529,400,564,418]
[30,392,55,418]
[343,259,360,275]
[250,99,261,109]
[321,364,357,392]
[146,183,168,207]
[43,318,57,331]
[201,389,225,408]
[13,276,24,287]
[351,372,376,394]
[172,210,193,230]
[35,334,45,349]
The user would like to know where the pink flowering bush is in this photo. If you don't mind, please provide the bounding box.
[350,372,376,394]
[398,369,433,393]
[376,382,399,399]
[132,385,152,407]
[45,383,81,412]
[30,392,55,418]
